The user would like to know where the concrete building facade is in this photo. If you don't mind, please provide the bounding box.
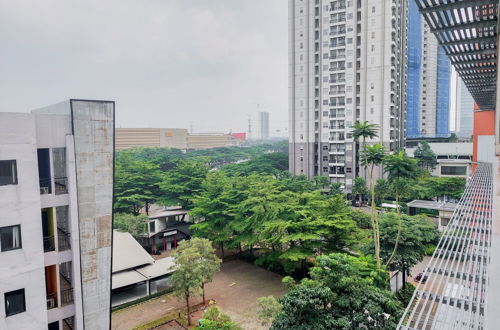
[0,100,114,330]
[288,0,407,190]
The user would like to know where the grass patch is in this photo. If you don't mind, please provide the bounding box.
[131,308,188,330]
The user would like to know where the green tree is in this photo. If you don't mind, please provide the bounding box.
[113,213,148,238]
[196,306,242,330]
[159,159,209,209]
[426,176,465,200]
[256,296,282,327]
[351,121,379,151]
[271,254,402,329]
[374,178,390,205]
[114,153,162,215]
[221,152,288,176]
[377,213,439,288]
[413,141,437,171]
[188,238,222,304]
[190,171,234,259]
[361,144,386,268]
[447,132,458,142]
[349,209,371,229]
[170,243,203,326]
[352,121,379,179]
[382,151,419,267]
[329,182,343,196]
[271,280,337,330]
[170,238,221,326]
[352,177,368,203]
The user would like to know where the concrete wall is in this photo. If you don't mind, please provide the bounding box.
[70,100,114,330]
[159,128,188,149]
[0,113,48,330]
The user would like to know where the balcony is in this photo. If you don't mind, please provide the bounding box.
[40,178,51,195]
[43,236,55,253]
[60,288,74,307]
[54,177,68,195]
[47,293,58,310]
[57,229,71,251]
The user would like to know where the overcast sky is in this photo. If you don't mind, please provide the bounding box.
[0,0,288,136]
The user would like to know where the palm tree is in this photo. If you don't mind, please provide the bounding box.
[351,121,378,180]
[382,150,418,267]
[351,121,379,151]
[361,144,386,268]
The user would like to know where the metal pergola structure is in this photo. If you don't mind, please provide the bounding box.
[415,0,498,110]
[398,163,493,329]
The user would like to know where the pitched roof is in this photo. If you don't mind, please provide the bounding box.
[112,230,154,272]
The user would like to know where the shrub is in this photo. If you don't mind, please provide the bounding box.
[396,283,416,306]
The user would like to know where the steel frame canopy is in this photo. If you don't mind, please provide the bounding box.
[416,0,498,110]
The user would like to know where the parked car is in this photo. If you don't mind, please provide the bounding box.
[415,272,428,283]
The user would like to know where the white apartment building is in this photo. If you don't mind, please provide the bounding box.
[288,0,406,190]
[0,100,114,330]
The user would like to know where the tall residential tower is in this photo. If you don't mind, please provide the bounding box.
[406,0,451,139]
[288,0,407,190]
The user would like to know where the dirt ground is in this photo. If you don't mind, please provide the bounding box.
[112,260,286,330]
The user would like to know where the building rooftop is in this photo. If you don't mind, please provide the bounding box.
[112,230,154,273]
[148,209,189,220]
[407,200,458,212]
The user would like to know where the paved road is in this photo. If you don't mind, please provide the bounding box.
[112,260,286,330]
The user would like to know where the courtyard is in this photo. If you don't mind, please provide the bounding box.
[111,260,286,330]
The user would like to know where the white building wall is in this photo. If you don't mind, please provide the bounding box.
[0,113,48,330]
[1,100,114,330]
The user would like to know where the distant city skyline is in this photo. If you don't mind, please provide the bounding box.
[0,0,288,134]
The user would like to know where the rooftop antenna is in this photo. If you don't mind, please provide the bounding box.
[189,121,194,133]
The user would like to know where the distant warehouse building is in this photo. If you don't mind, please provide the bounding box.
[115,128,245,150]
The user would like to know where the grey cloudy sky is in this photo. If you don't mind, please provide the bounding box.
[0,0,288,136]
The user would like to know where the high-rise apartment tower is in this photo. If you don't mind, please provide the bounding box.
[288,0,407,190]
[454,76,474,139]
[406,0,451,139]
[258,111,270,140]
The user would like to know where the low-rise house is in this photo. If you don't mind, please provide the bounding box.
[111,231,175,307]
[144,208,192,254]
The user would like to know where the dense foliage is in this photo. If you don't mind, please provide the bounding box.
[190,172,358,275]
[114,141,288,213]
[413,141,438,171]
[269,253,402,329]
[113,213,148,237]
[196,307,241,330]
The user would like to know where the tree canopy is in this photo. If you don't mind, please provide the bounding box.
[113,213,148,238]
[413,141,438,171]
[270,253,402,330]
[170,238,221,326]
